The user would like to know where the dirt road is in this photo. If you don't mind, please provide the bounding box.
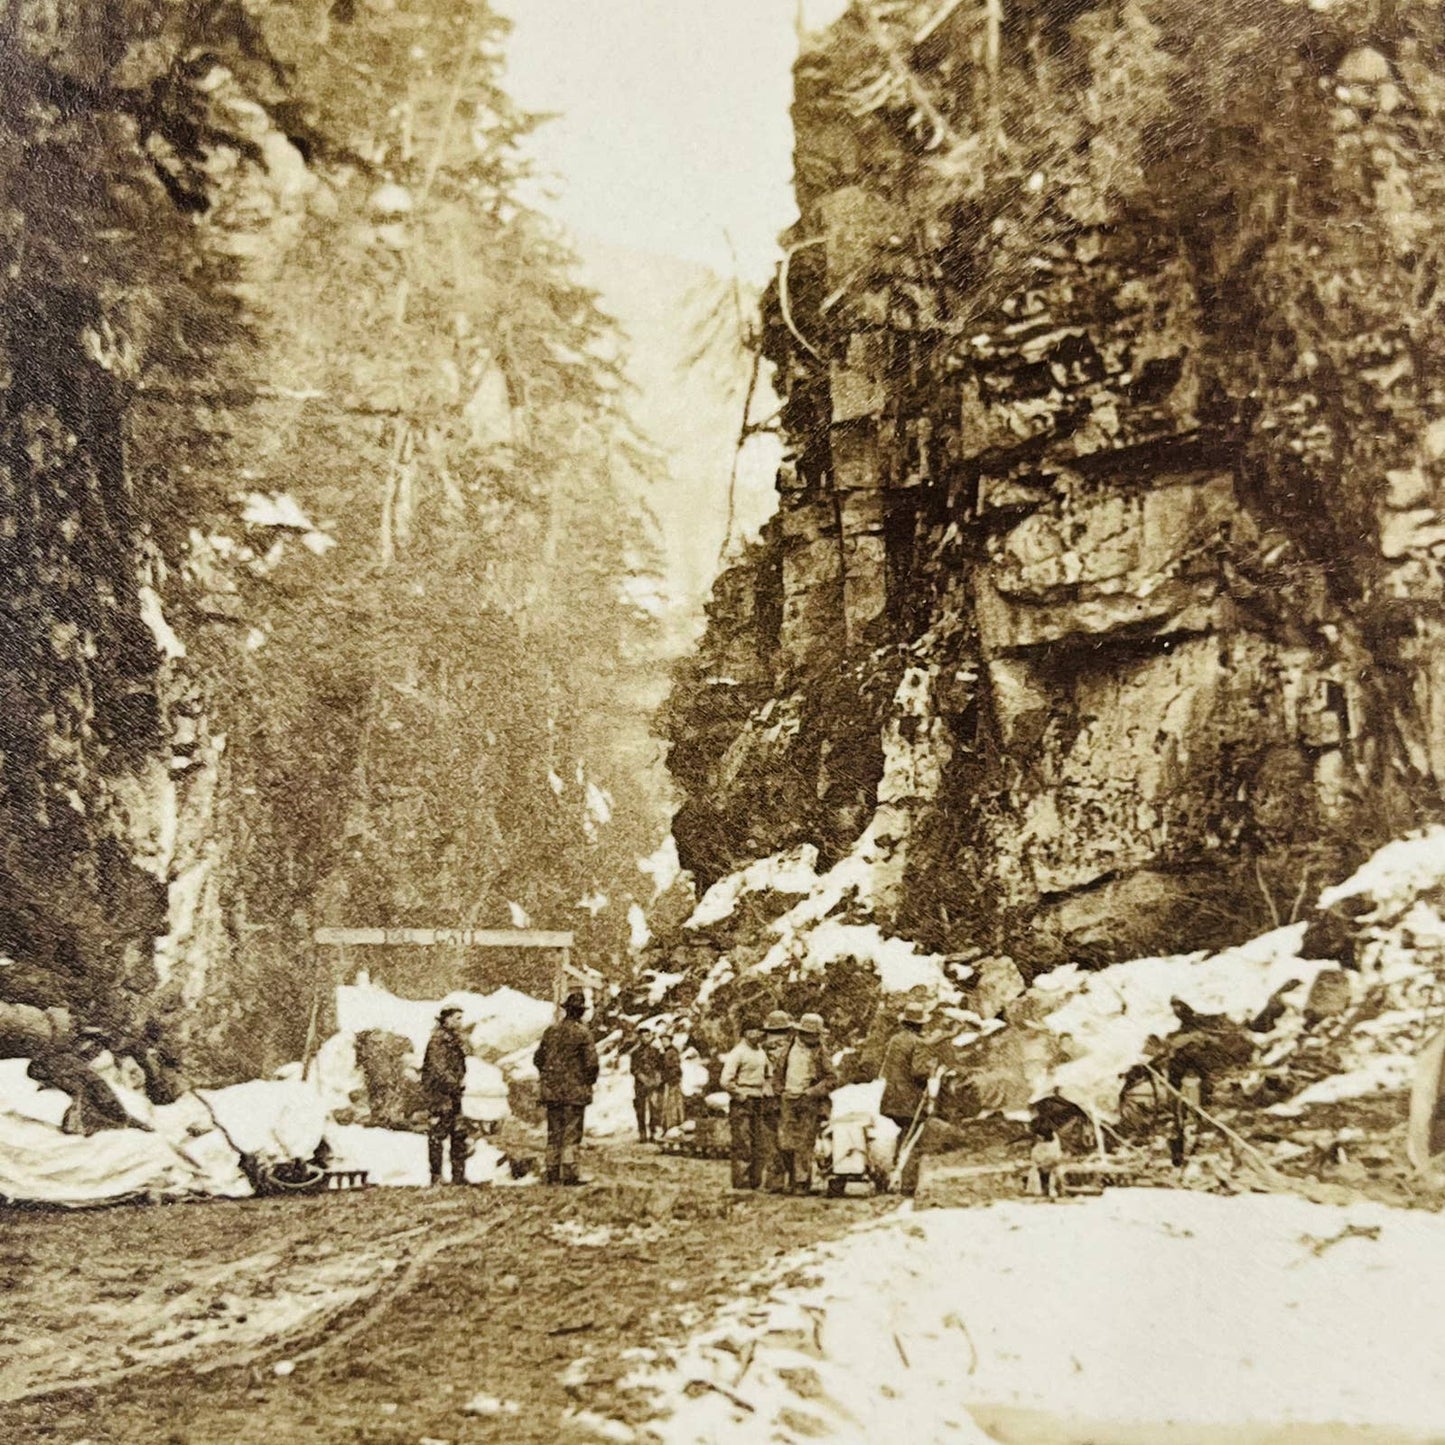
[0,1140,893,1444]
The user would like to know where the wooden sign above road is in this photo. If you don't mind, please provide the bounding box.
[313,927,574,949]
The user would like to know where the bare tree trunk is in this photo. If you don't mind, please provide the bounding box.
[985,0,1002,150]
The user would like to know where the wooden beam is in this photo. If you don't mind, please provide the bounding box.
[314,927,574,949]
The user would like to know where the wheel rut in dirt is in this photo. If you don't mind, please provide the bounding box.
[0,1147,891,1444]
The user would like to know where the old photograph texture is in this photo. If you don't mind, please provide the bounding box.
[2,0,1445,1441]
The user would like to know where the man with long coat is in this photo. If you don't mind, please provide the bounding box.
[775,1012,836,1194]
[880,999,935,1196]
[628,1030,665,1142]
[421,1005,469,1186]
[759,1010,795,1192]
[659,1036,685,1134]
[534,991,599,1184]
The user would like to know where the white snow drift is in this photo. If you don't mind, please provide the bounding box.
[639,1190,1445,1444]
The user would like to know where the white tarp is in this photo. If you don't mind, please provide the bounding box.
[198,1079,329,1164]
[0,1061,249,1206]
[0,1058,71,1127]
[0,1113,215,1207]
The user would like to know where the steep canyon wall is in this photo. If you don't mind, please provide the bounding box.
[666,0,1445,975]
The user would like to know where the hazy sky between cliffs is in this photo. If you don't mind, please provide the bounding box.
[496,0,851,284]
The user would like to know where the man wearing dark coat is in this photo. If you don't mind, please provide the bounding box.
[534,991,599,1184]
[421,1005,469,1186]
[628,1031,664,1142]
[879,999,935,1196]
[774,1012,837,1195]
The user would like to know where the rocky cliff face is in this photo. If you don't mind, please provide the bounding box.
[665,0,1445,977]
[0,5,322,1054]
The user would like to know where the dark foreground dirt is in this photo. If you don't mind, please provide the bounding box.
[5,1105,1420,1445]
[0,1138,897,1444]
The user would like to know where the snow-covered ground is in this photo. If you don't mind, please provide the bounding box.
[636,1190,1445,1444]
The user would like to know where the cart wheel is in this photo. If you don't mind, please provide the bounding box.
[826,1176,847,1198]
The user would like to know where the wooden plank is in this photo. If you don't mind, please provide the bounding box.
[313,927,574,949]
[562,957,608,988]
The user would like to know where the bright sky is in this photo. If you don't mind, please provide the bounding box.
[495,0,847,283]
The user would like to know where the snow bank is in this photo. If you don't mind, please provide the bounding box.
[323,1125,525,1187]
[692,817,965,1009]
[757,918,958,996]
[334,981,553,1061]
[639,969,686,1005]
[462,1057,508,1123]
[1319,826,1445,917]
[319,981,555,1126]
[1034,925,1331,1119]
[583,1066,639,1139]
[311,1029,366,1111]
[1268,1054,1418,1116]
[638,1190,1445,1443]
[241,490,314,530]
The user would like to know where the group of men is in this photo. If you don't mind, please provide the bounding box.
[721,998,937,1196]
[420,989,940,1196]
[421,990,599,1187]
[718,1009,836,1194]
[625,1027,685,1142]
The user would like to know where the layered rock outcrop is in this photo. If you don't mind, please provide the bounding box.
[665,0,1445,975]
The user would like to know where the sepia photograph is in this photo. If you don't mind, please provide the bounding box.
[2,0,1445,1440]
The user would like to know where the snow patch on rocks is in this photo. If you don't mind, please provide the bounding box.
[1034,924,1333,1120]
[686,846,820,930]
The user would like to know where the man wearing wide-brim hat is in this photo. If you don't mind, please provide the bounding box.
[422,1006,469,1185]
[879,998,935,1196]
[759,1010,795,1192]
[534,991,599,1184]
[775,1012,836,1195]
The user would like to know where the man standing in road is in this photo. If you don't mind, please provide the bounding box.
[659,1032,686,1136]
[759,1010,795,1192]
[719,1016,771,1190]
[628,1028,665,1142]
[422,1005,469,1186]
[534,991,599,1185]
[776,1012,836,1195]
[880,999,935,1196]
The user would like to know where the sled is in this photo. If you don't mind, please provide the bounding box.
[823,1114,891,1198]
[324,1168,370,1191]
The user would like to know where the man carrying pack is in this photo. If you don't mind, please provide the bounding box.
[422,1005,469,1186]
[759,1010,795,1192]
[776,1012,836,1195]
[534,991,599,1185]
[880,999,936,1196]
